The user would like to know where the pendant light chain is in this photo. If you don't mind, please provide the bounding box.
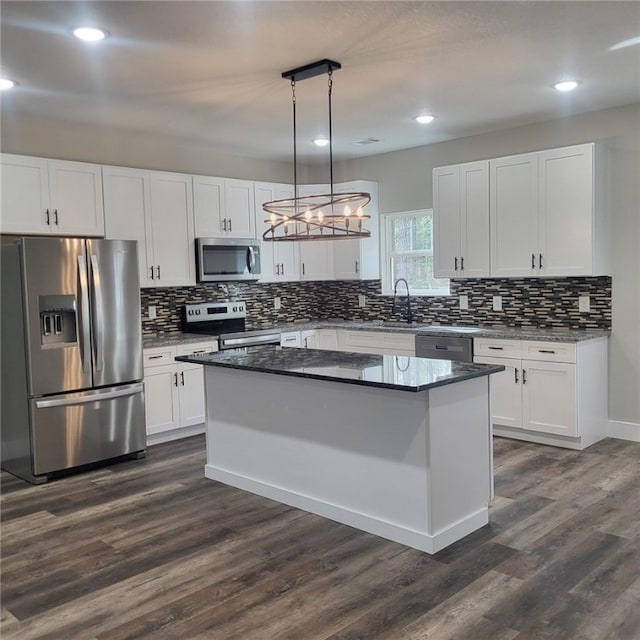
[291,78,297,202]
[328,68,334,201]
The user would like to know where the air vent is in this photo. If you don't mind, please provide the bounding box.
[355,137,381,145]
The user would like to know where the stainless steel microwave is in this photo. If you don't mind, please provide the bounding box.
[196,238,261,282]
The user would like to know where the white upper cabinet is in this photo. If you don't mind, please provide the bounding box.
[433,161,489,278]
[298,183,334,281]
[193,175,225,237]
[332,181,380,281]
[103,166,154,287]
[490,143,608,277]
[193,176,256,239]
[255,182,299,282]
[104,166,195,287]
[148,172,195,287]
[489,152,538,277]
[1,154,104,236]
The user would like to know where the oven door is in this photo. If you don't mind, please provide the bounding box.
[196,238,261,282]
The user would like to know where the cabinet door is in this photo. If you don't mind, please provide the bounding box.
[332,240,360,280]
[255,182,278,281]
[0,154,51,234]
[538,144,594,276]
[316,329,338,351]
[474,355,523,429]
[522,360,577,436]
[459,161,490,277]
[300,241,334,281]
[490,153,538,277]
[193,175,225,238]
[148,172,195,287]
[48,159,104,236]
[177,363,206,427]
[144,365,180,435]
[433,165,461,278]
[301,330,317,349]
[224,179,256,238]
[103,166,154,287]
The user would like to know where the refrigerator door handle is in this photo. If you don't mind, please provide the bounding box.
[77,255,91,374]
[35,383,144,409]
[90,254,104,372]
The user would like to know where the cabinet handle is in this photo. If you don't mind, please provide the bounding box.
[156,265,161,280]
[514,367,519,384]
[488,346,504,350]
[281,263,285,276]
[531,253,535,269]
[538,349,556,354]
[222,219,227,232]
[539,253,543,269]
[45,209,51,225]
[304,337,308,348]
[193,350,206,354]
[302,263,305,276]
[228,219,232,232]
[454,256,458,271]
[148,354,163,360]
[355,260,359,273]
[522,369,527,384]
[275,264,280,276]
[173,373,178,387]
[460,256,464,271]
[149,266,155,280]
[180,371,185,385]
[284,337,296,343]
[54,209,59,225]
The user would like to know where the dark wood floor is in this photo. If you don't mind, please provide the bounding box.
[2,434,639,640]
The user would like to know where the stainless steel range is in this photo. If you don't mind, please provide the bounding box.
[182,302,281,349]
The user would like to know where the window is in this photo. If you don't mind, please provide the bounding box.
[381,210,450,296]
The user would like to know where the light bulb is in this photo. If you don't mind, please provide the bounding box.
[0,78,17,90]
[73,27,108,42]
[356,207,363,217]
[415,114,435,124]
[304,208,312,221]
[317,210,324,222]
[270,213,276,225]
[553,80,580,92]
[344,205,351,217]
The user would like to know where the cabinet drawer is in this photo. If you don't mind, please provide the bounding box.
[280,331,301,347]
[474,338,521,359]
[522,341,576,363]
[340,331,383,349]
[383,332,415,352]
[143,348,175,368]
[175,342,217,357]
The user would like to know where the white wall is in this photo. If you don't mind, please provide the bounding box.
[0,111,298,183]
[338,103,640,429]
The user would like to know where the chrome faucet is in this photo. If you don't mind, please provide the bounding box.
[392,278,413,323]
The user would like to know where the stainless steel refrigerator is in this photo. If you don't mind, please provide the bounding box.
[1,237,146,483]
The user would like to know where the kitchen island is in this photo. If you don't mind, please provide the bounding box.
[176,346,504,553]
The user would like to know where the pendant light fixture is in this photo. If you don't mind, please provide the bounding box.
[262,59,371,242]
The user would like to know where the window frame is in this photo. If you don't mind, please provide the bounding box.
[380,209,450,296]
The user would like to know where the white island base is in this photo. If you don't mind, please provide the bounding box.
[203,367,492,554]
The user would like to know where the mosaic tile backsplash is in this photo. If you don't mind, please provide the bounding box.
[140,276,611,336]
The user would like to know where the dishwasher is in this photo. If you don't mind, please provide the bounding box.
[414,334,474,362]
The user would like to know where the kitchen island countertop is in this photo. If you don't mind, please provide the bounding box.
[176,344,504,392]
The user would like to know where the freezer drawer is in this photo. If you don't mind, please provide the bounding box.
[30,383,145,477]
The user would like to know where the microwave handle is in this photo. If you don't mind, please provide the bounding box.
[248,246,256,271]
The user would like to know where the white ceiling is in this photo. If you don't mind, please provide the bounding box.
[1,1,639,162]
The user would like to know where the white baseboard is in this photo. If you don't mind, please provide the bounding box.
[205,464,488,554]
[607,419,640,442]
[147,423,205,447]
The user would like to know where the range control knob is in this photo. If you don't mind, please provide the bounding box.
[233,306,238,312]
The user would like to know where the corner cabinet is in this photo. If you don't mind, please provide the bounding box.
[489,143,609,277]
[104,167,195,287]
[1,153,105,236]
[193,176,256,239]
[143,341,217,444]
[433,161,490,278]
[255,182,300,282]
[474,336,608,449]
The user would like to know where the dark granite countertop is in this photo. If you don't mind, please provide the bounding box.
[175,345,505,393]
[144,321,609,349]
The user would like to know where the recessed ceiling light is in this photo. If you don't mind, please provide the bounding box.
[0,78,17,90]
[553,80,580,92]
[415,114,435,124]
[73,27,108,42]
[313,137,329,147]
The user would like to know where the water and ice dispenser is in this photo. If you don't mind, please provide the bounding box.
[38,295,77,348]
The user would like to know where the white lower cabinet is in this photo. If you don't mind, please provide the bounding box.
[474,337,607,449]
[280,329,339,350]
[336,330,415,356]
[143,341,217,443]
